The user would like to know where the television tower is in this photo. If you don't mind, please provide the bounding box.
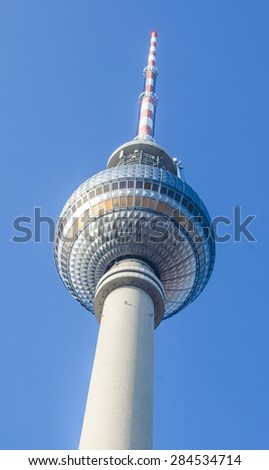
[54,32,215,450]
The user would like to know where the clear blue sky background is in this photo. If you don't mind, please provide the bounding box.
[1,0,269,450]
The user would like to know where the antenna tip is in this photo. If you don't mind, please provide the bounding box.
[151,31,158,38]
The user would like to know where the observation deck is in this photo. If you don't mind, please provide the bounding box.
[54,139,215,321]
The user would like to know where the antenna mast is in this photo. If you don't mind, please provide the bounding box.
[135,31,158,142]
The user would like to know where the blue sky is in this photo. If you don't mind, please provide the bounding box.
[1,0,269,450]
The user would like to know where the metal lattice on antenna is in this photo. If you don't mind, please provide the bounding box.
[135,31,159,141]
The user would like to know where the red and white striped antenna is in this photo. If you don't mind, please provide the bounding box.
[135,31,158,142]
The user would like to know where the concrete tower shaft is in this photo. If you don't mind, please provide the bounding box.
[79,259,164,449]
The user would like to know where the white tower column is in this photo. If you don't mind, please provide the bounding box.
[79,259,164,450]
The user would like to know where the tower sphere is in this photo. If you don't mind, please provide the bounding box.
[54,34,215,325]
[54,139,215,323]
